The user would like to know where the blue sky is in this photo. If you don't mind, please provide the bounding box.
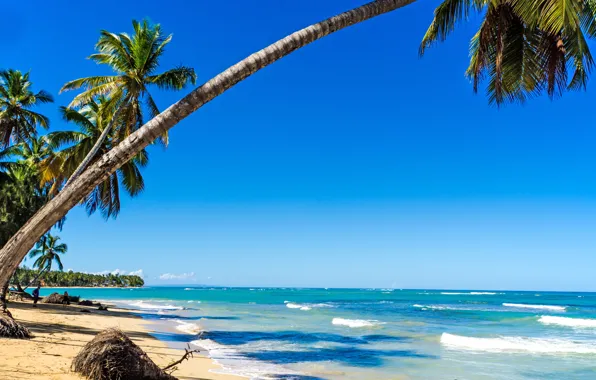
[3,0,596,290]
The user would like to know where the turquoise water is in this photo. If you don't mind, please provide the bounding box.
[40,287,596,379]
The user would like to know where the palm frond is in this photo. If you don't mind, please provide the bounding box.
[60,75,120,94]
[118,160,145,197]
[146,66,197,90]
[420,0,487,55]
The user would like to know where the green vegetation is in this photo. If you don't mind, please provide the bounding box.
[22,233,68,289]
[12,267,144,288]
[420,0,596,105]
[0,69,53,147]
[42,98,149,218]
[60,19,196,183]
[1,19,194,304]
[29,234,67,272]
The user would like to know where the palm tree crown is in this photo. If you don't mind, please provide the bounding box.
[420,0,596,105]
[0,70,54,147]
[28,234,67,272]
[41,97,148,218]
[60,19,197,143]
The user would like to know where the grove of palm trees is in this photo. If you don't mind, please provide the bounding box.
[0,20,194,311]
[2,0,596,378]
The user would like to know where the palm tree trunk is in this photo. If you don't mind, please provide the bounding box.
[1,281,8,312]
[22,267,49,292]
[0,0,415,286]
[65,102,127,186]
[11,270,24,292]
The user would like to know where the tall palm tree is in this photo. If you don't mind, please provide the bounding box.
[26,234,67,287]
[41,98,147,218]
[419,0,596,105]
[0,70,54,147]
[60,19,196,184]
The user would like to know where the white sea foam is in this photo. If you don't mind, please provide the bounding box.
[311,303,334,308]
[332,318,384,328]
[503,303,566,311]
[164,319,202,335]
[539,316,596,328]
[441,333,596,354]
[191,339,301,378]
[285,302,310,311]
[127,300,183,311]
[285,302,333,311]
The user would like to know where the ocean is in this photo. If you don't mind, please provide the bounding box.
[39,287,596,379]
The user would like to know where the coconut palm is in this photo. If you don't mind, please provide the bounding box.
[41,98,147,218]
[419,0,596,105]
[60,19,196,184]
[27,234,67,287]
[1,136,53,168]
[0,70,54,147]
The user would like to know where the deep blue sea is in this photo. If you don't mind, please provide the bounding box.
[39,287,596,379]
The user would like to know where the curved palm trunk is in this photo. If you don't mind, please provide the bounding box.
[65,103,126,186]
[22,267,49,292]
[0,0,415,286]
[1,282,8,312]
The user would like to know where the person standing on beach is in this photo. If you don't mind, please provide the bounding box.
[32,285,40,307]
[62,291,70,306]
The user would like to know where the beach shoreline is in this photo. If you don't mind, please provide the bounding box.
[0,300,244,380]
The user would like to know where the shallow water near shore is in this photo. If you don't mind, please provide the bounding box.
[39,287,596,379]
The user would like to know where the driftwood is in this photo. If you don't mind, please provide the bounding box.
[162,344,201,373]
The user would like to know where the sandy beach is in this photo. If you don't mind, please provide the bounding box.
[0,300,243,380]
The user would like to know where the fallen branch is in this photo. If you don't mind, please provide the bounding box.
[162,344,201,373]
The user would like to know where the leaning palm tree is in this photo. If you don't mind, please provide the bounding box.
[41,98,147,218]
[60,19,196,184]
[2,0,596,298]
[0,70,54,147]
[26,234,67,287]
[419,0,596,105]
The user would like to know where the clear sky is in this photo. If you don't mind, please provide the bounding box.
[3,0,596,290]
